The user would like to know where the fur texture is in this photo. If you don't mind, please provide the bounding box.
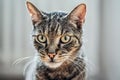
[26,1,86,80]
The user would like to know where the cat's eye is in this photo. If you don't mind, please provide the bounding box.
[37,35,47,43]
[61,35,71,43]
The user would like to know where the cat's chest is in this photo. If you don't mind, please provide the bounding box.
[36,61,85,80]
[36,70,85,80]
[36,68,78,80]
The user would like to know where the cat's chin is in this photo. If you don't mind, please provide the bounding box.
[44,62,63,68]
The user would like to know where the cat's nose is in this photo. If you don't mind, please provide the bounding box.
[48,53,56,58]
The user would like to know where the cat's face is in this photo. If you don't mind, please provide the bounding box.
[26,2,86,68]
[32,13,82,68]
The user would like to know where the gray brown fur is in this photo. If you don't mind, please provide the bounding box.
[36,57,86,80]
[26,1,86,80]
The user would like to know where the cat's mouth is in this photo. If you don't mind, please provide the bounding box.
[49,58,55,62]
[43,59,63,68]
[40,54,68,68]
[48,59,63,64]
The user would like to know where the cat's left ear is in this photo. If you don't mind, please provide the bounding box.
[26,1,43,26]
[68,4,86,28]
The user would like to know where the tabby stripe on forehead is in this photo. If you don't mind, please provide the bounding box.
[55,23,62,35]
[61,27,64,35]
[49,22,52,31]
[54,22,59,32]
[48,23,52,34]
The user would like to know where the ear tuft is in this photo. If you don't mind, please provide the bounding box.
[26,1,43,25]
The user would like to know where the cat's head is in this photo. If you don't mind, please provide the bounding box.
[26,1,86,68]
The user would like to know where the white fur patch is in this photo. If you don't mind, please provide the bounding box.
[44,62,63,68]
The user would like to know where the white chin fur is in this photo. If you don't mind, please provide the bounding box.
[44,62,63,68]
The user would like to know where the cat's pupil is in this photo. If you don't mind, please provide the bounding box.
[65,36,67,40]
[41,36,44,40]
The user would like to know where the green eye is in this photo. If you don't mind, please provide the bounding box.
[37,35,47,43]
[61,35,71,43]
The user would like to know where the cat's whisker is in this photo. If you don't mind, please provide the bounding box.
[24,56,40,75]
[84,58,95,74]
[68,58,86,73]
[68,59,81,72]
[13,56,33,65]
[61,54,69,56]
[24,59,34,75]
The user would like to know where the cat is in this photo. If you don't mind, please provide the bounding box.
[26,1,86,80]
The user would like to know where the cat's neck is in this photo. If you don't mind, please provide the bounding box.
[37,57,83,70]
[35,57,86,80]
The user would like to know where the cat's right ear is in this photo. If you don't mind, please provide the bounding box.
[26,1,43,26]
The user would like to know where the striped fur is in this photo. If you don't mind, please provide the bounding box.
[26,1,86,80]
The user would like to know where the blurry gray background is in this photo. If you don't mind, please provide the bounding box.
[0,0,120,80]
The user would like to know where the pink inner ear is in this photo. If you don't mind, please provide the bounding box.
[77,5,86,22]
[74,4,86,21]
[71,4,86,23]
[78,11,86,23]
[27,3,37,16]
[27,6,40,23]
[26,1,42,24]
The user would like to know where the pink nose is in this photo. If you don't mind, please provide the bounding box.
[48,53,56,58]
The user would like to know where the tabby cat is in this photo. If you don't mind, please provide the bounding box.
[26,1,86,80]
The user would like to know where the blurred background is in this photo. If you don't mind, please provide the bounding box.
[0,0,120,80]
